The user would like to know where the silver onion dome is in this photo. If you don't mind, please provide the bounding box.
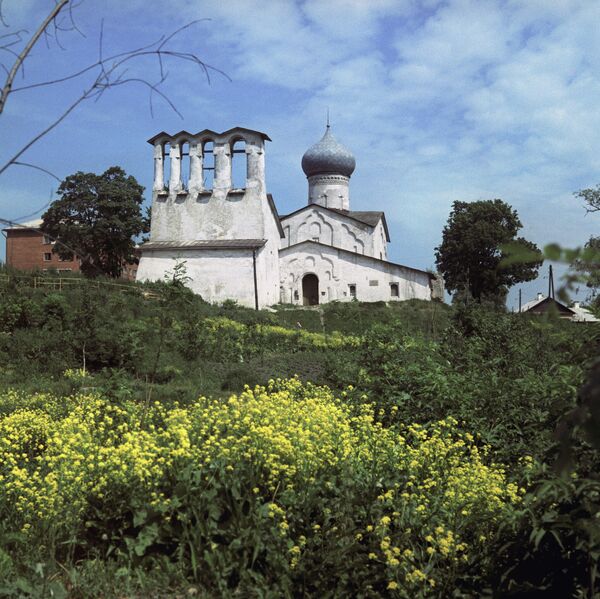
[301,126,356,178]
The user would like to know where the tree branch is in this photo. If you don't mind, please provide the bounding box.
[0,0,69,115]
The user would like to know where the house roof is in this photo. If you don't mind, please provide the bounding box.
[280,205,390,241]
[520,295,575,315]
[2,218,43,231]
[280,239,434,278]
[140,239,267,251]
[570,303,600,322]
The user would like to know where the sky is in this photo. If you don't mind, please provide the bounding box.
[1,0,599,309]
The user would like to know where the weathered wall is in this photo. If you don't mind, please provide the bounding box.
[139,128,281,306]
[279,241,433,304]
[137,248,274,308]
[281,206,384,258]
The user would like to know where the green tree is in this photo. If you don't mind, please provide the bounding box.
[435,199,542,303]
[41,166,146,278]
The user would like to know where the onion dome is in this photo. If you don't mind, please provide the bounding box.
[301,126,356,178]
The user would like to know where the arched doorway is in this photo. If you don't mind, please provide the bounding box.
[302,273,319,306]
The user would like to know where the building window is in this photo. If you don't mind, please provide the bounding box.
[42,234,52,245]
[58,269,72,273]
[390,283,399,297]
[43,252,52,261]
[349,284,356,299]
[312,237,319,242]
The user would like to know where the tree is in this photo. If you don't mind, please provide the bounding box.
[435,199,542,303]
[41,166,146,278]
[574,184,600,214]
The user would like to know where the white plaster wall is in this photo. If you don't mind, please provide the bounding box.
[281,206,383,258]
[373,221,389,261]
[137,248,272,308]
[279,243,432,304]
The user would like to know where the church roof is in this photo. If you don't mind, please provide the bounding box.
[147,127,271,145]
[140,239,267,250]
[267,194,285,238]
[301,126,355,178]
[280,239,434,278]
[279,205,390,241]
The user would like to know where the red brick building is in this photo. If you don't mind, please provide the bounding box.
[2,219,138,280]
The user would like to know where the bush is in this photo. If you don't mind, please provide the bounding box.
[0,380,522,597]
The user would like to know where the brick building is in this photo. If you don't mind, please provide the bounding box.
[2,218,138,280]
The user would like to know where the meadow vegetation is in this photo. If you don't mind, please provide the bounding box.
[0,269,598,597]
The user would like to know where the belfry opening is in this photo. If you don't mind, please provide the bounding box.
[302,273,319,306]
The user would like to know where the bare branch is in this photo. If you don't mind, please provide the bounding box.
[0,0,9,28]
[12,161,62,181]
[0,0,70,115]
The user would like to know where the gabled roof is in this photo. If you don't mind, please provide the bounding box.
[221,126,271,141]
[520,295,575,315]
[147,127,271,145]
[280,204,390,241]
[280,239,434,278]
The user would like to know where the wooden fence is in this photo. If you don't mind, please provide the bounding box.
[0,274,161,299]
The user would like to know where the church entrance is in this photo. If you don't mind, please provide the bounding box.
[302,274,319,306]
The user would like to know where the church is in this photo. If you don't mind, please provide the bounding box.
[136,125,443,308]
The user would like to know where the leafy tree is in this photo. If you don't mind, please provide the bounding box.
[41,166,146,278]
[435,199,542,303]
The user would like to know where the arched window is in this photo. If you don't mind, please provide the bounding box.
[202,141,214,189]
[180,141,190,189]
[162,142,171,190]
[231,139,246,189]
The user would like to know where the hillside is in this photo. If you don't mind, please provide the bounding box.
[0,270,598,597]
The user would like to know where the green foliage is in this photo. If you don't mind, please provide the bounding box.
[41,166,147,278]
[0,270,598,596]
[435,199,543,303]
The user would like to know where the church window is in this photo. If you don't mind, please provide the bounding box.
[202,141,214,189]
[43,252,52,261]
[294,290,299,300]
[231,139,246,189]
[349,284,356,299]
[390,283,399,297]
[180,141,190,189]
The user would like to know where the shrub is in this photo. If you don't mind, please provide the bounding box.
[0,380,522,596]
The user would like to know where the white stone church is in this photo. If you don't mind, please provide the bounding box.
[136,125,443,308]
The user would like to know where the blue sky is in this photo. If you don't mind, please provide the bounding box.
[1,0,599,309]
